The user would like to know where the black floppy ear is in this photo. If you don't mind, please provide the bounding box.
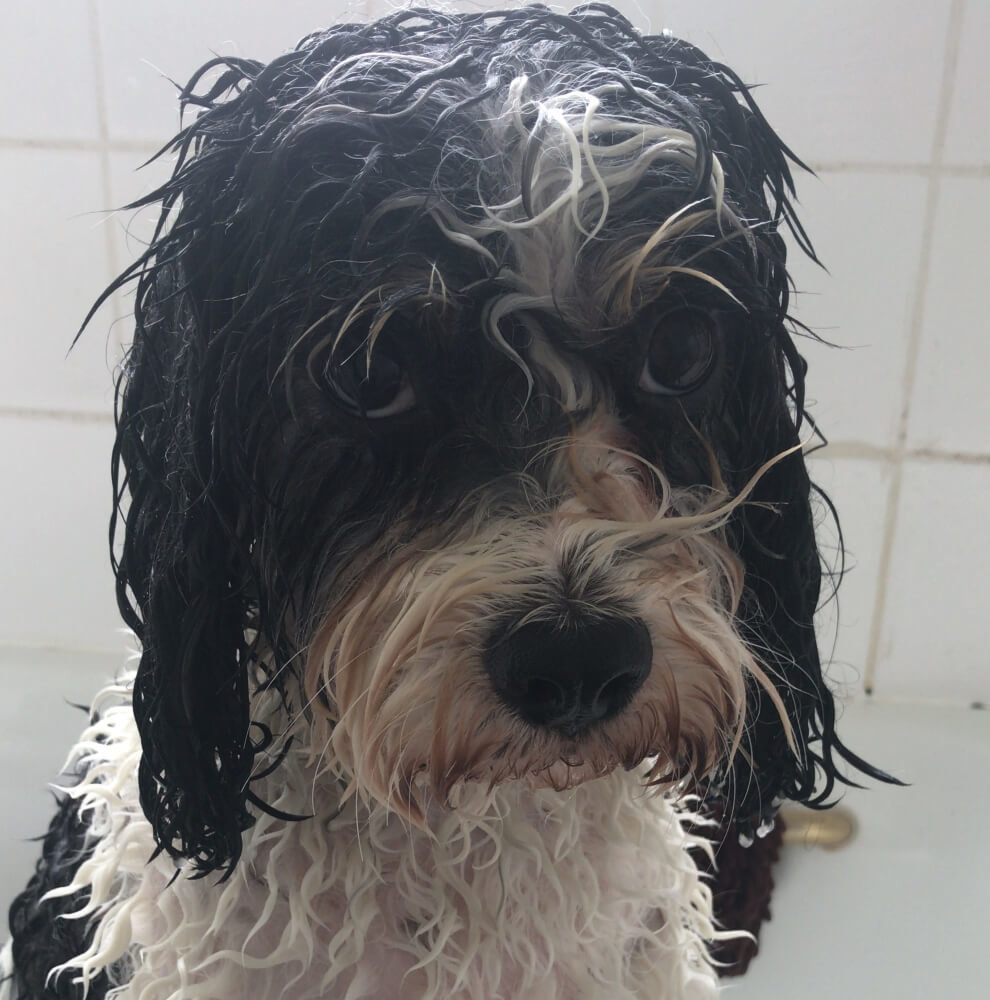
[95,43,381,875]
[717,333,896,839]
[90,50,322,876]
[109,263,261,875]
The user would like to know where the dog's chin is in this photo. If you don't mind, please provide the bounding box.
[519,758,633,793]
[461,730,684,797]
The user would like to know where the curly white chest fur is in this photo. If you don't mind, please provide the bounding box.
[14,680,721,1000]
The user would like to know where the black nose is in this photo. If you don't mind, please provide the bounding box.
[484,616,652,736]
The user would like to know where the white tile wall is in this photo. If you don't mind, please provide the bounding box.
[944,0,990,165]
[789,171,927,448]
[0,416,125,653]
[878,459,990,704]
[0,3,101,141]
[0,2,986,709]
[809,456,893,694]
[662,0,952,166]
[907,176,990,455]
[96,0,367,143]
[0,148,119,414]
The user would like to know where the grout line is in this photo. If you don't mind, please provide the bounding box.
[0,407,113,424]
[860,692,988,712]
[0,136,160,155]
[815,442,990,466]
[87,0,128,368]
[811,162,990,177]
[808,161,990,178]
[905,446,990,466]
[862,0,966,697]
[813,442,895,462]
[0,640,130,660]
[808,161,934,176]
[941,163,990,177]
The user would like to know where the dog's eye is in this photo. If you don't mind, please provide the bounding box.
[638,308,717,396]
[327,346,416,418]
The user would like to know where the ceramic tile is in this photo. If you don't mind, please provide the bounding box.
[877,459,990,703]
[0,416,125,652]
[788,171,926,448]
[663,0,950,166]
[0,148,119,413]
[97,0,367,143]
[0,2,100,140]
[107,149,173,259]
[808,456,892,696]
[943,0,990,165]
[907,176,990,455]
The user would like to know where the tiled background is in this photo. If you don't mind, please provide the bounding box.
[1,1,987,991]
[2,0,986,702]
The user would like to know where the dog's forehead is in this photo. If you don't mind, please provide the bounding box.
[134,9,804,393]
[320,84,749,363]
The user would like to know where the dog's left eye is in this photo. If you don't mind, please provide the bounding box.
[327,347,416,418]
[638,308,717,396]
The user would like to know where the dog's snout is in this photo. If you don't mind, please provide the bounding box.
[484,617,652,735]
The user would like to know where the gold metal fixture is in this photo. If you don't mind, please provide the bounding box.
[779,804,857,850]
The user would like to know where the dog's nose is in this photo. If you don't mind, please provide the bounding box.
[484,617,652,735]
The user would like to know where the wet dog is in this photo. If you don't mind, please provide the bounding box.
[3,5,892,997]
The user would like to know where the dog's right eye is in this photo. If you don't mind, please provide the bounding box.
[637,307,717,396]
[325,344,416,419]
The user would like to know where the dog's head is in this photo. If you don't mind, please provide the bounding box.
[95,4,892,873]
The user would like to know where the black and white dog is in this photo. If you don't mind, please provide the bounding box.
[3,6,893,998]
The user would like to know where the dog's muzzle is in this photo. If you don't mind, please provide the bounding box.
[483,616,652,738]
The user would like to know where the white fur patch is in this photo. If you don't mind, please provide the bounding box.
[36,676,723,1000]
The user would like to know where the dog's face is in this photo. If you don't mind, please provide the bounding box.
[100,5,888,873]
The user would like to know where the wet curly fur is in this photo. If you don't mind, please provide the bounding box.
[4,5,895,998]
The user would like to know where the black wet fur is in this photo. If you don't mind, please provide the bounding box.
[7,793,115,1000]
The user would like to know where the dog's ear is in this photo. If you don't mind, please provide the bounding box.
[91,44,379,874]
[83,49,329,874]
[107,260,263,874]
[715,330,896,839]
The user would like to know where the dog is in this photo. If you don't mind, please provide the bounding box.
[2,5,895,998]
